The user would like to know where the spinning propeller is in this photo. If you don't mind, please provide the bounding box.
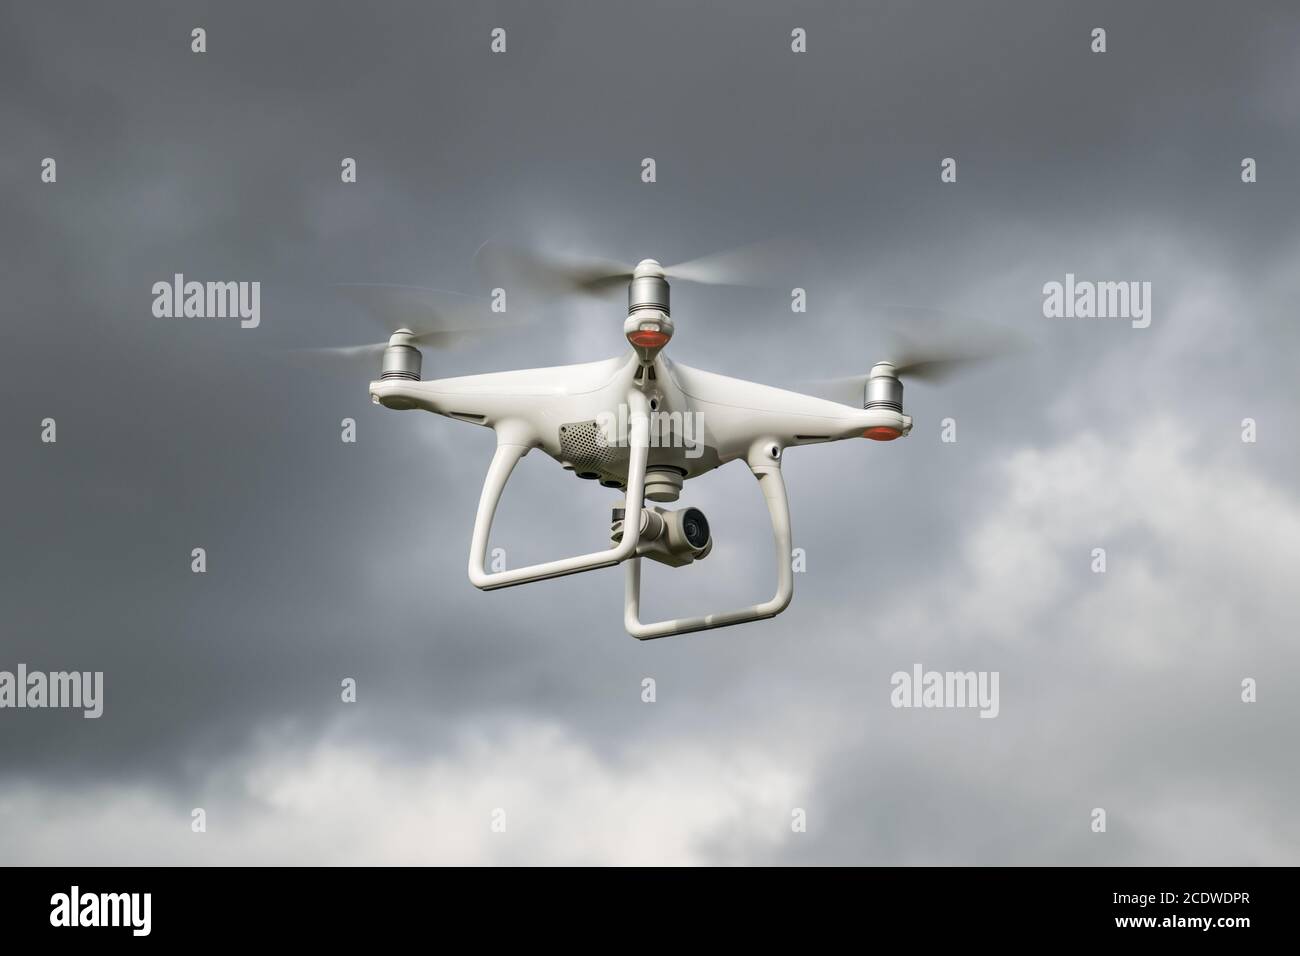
[802,308,1026,410]
[473,236,815,302]
[298,283,524,362]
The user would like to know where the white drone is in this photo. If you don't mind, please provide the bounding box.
[335,241,997,639]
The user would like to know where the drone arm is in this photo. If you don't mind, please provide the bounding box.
[623,446,794,640]
[467,390,651,589]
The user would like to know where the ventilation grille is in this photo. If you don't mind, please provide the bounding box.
[559,420,628,486]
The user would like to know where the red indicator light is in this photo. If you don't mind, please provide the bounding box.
[863,426,902,441]
[628,329,669,348]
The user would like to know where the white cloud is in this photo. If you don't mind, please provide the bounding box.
[0,721,805,865]
[879,413,1300,669]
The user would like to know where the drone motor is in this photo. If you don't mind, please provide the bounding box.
[624,259,674,362]
[863,362,904,441]
[380,329,423,381]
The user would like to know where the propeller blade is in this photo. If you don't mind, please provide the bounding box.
[289,283,525,362]
[334,283,516,338]
[797,374,873,407]
[294,330,484,356]
[887,321,1025,383]
[474,236,817,302]
[294,342,388,359]
[474,240,632,300]
[796,311,1026,402]
[664,237,817,288]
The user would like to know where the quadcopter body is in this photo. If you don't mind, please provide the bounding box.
[366,257,916,640]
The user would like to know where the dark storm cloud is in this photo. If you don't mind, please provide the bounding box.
[1,1,1297,862]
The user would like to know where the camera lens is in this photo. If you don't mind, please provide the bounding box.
[681,508,710,550]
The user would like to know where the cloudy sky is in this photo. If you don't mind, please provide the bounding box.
[2,0,1298,865]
